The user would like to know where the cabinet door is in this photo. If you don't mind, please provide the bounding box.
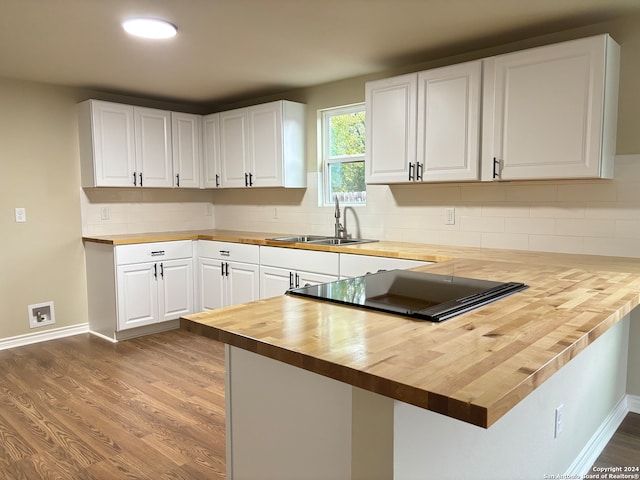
[228,261,260,305]
[134,107,173,187]
[260,266,293,299]
[171,112,201,188]
[158,258,194,321]
[203,113,222,188]
[365,73,417,184]
[417,61,481,182]
[248,102,283,187]
[483,35,614,180]
[197,258,226,311]
[90,101,136,187]
[295,271,337,289]
[220,108,250,187]
[116,262,158,330]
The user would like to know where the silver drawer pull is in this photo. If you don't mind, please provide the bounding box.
[220,250,230,257]
[151,250,165,256]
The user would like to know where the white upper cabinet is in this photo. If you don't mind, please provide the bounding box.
[365,73,417,184]
[171,112,202,188]
[134,107,173,187]
[366,61,482,184]
[220,100,306,188]
[202,113,222,188]
[220,107,250,188]
[249,102,284,187]
[417,60,482,182]
[482,34,620,181]
[78,100,136,187]
[78,100,173,188]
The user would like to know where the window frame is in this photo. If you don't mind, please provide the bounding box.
[319,103,366,206]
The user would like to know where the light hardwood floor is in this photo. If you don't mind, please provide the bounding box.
[0,329,636,479]
[0,330,226,479]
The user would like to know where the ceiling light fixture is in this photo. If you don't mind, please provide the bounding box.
[122,18,177,39]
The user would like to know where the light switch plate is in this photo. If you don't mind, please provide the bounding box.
[15,207,26,223]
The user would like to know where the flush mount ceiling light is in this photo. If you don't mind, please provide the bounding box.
[122,18,177,39]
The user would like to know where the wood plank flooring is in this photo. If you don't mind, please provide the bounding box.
[0,329,637,479]
[590,412,640,472]
[0,330,226,479]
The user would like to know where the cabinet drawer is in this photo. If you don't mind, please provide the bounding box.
[116,240,193,265]
[339,253,431,278]
[198,241,260,263]
[260,246,339,276]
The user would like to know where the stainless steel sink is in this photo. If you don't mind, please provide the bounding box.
[267,235,331,243]
[267,235,377,246]
[307,237,376,246]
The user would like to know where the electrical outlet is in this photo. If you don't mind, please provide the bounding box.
[100,207,110,220]
[445,207,455,225]
[28,301,55,329]
[15,207,26,223]
[554,404,564,438]
[273,207,278,219]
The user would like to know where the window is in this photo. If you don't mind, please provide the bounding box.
[320,104,366,205]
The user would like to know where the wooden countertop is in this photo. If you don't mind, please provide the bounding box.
[82,229,640,268]
[182,256,640,428]
[85,229,640,427]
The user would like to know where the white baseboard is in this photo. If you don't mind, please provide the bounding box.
[566,395,629,476]
[0,323,90,350]
[627,394,640,414]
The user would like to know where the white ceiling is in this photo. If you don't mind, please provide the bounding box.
[2,0,639,105]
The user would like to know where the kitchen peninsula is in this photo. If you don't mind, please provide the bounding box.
[178,233,637,480]
[84,231,637,479]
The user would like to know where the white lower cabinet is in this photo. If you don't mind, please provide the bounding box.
[259,246,339,299]
[196,241,260,311]
[260,266,336,299]
[85,238,432,341]
[116,241,193,331]
[117,257,193,330]
[339,253,432,278]
[84,240,194,341]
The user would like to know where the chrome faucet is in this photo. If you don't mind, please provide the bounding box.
[334,196,346,238]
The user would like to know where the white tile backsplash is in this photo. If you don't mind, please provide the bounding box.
[212,155,640,257]
[80,188,215,235]
[81,155,640,258]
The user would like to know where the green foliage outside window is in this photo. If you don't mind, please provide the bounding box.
[327,110,366,198]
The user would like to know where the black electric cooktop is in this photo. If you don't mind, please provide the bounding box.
[287,269,528,322]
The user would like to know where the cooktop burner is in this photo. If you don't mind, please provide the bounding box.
[287,269,528,322]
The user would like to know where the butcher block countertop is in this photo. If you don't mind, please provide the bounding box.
[85,230,640,427]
